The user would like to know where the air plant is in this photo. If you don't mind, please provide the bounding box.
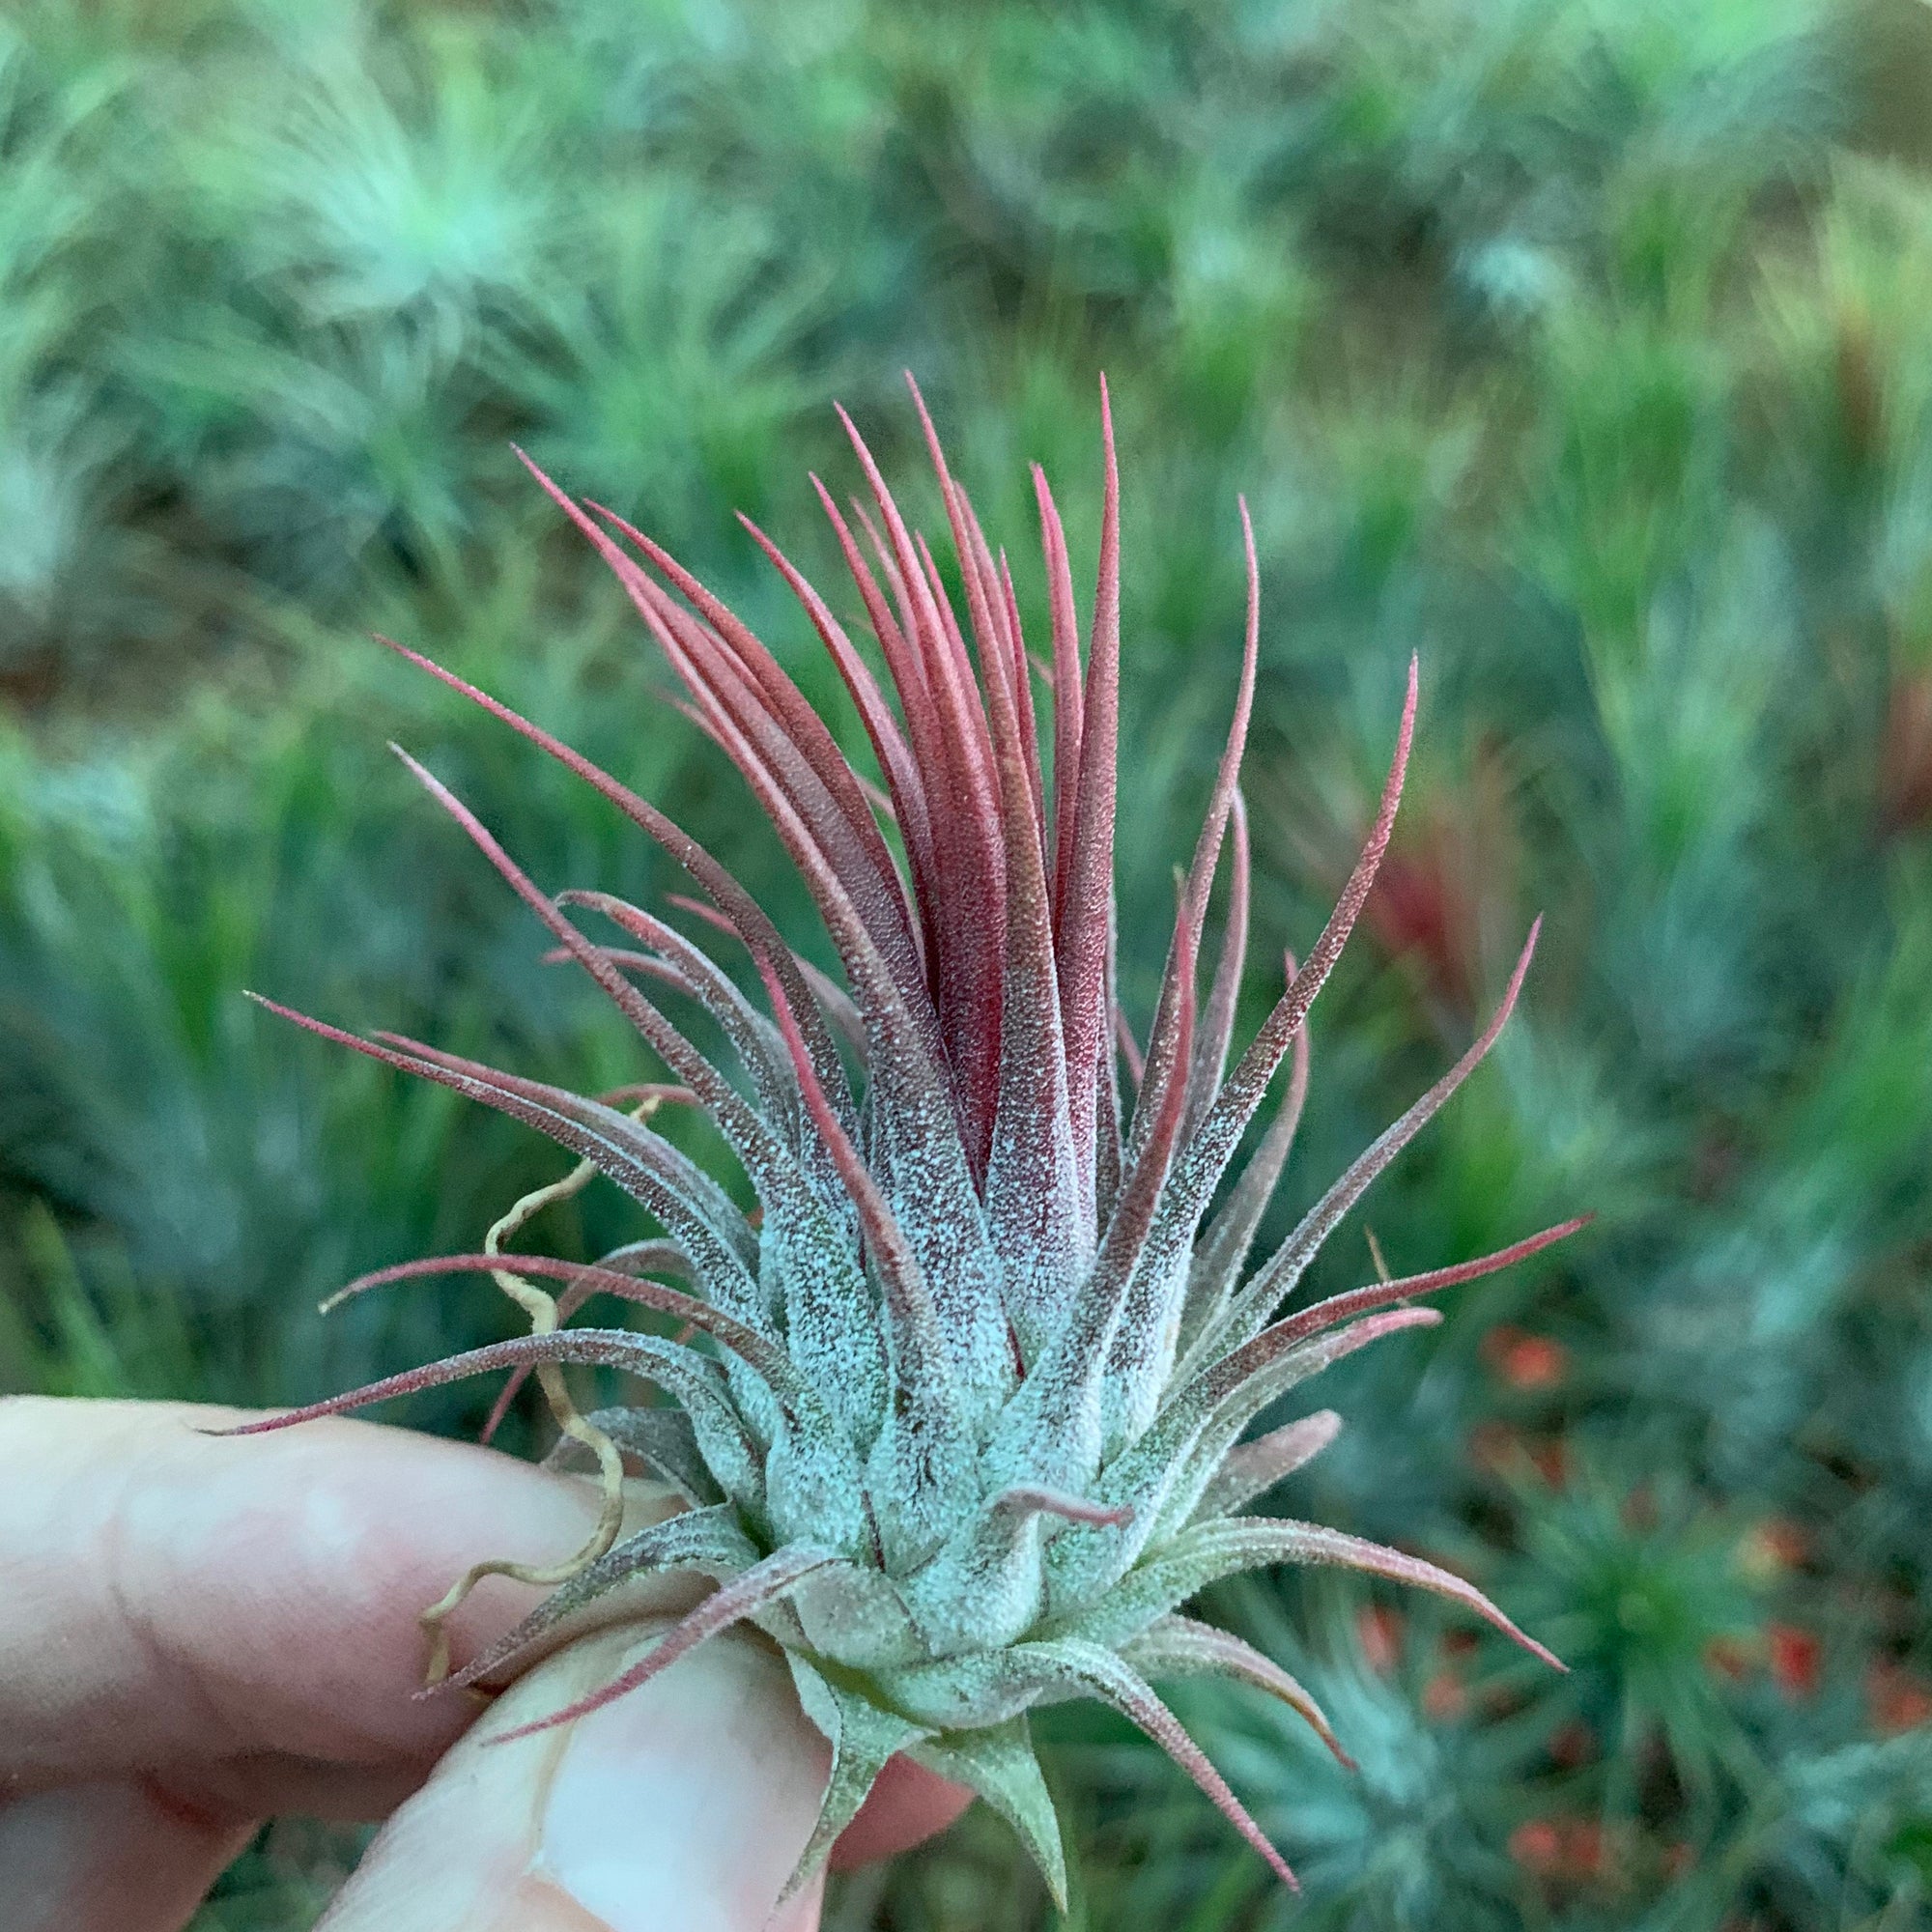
[226,377,1581,1906]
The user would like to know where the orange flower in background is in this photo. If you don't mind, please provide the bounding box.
[1422,1667,1468,1721]
[1483,1325,1569,1390]
[1548,1719,1595,1767]
[1509,1816,1612,1886]
[1866,1661,1932,1734]
[1767,1624,1823,1699]
[1561,1820,1607,1880]
[1737,1519,1809,1582]
[1509,1818,1564,1873]
[1357,1602,1406,1675]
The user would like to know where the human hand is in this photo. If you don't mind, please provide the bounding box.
[0,1397,970,1931]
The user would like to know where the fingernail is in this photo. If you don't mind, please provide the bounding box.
[530,1631,831,1932]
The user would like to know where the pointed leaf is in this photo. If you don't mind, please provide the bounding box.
[377,634,856,1133]
[1179,955,1309,1352]
[1191,921,1542,1367]
[1055,379,1121,1208]
[1151,661,1418,1272]
[440,1505,762,1691]
[320,1254,802,1410]
[1122,1614,1353,1769]
[1194,1410,1342,1520]
[254,998,762,1311]
[1085,1516,1563,1672]
[777,1656,930,1909]
[545,1404,724,1507]
[909,1717,1067,1911]
[483,1545,845,1746]
[1017,1638,1297,1889]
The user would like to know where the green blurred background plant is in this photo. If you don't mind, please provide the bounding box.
[5,0,1931,1924]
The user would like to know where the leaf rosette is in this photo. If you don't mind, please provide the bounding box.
[227,379,1577,1905]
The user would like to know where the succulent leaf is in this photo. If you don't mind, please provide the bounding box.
[1193,1409,1341,1520]
[1120,1613,1352,1769]
[1178,960,1309,1350]
[1018,1637,1299,1889]
[906,1717,1067,1910]
[780,1658,932,1909]
[1072,1516,1564,1673]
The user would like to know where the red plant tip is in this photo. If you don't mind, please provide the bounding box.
[1356,1603,1404,1675]
[1767,1622,1823,1699]
[1483,1328,1569,1391]
[1509,1816,1609,1884]
[1867,1661,1932,1734]
[1509,1818,1563,1872]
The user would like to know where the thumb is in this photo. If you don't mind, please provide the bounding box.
[317,1622,832,1932]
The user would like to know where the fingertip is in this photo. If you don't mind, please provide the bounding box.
[0,1778,254,1932]
[826,1755,974,1872]
[318,1626,833,1932]
[1,1399,681,1783]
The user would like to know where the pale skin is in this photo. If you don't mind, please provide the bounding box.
[0,1398,970,1932]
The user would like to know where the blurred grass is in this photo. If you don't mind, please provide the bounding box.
[4,0,1932,1925]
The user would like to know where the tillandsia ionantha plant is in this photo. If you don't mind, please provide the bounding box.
[225,377,1584,1905]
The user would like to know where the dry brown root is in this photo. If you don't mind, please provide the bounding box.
[418,1092,672,1683]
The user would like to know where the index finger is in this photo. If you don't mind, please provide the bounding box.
[0,1395,688,1793]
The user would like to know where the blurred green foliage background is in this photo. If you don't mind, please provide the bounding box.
[5,0,1932,1925]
